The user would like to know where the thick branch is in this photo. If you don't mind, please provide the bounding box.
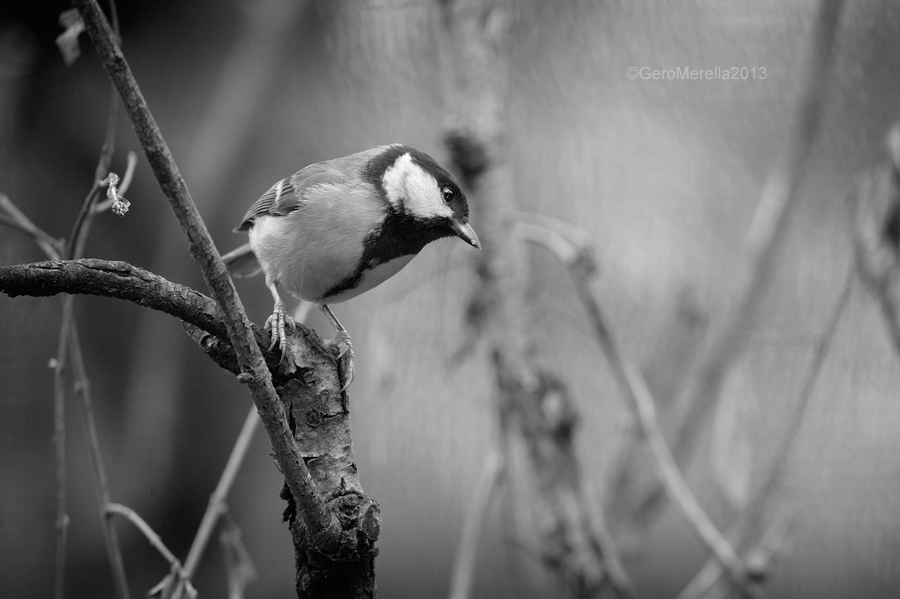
[0,259,226,337]
[0,258,294,372]
[72,0,339,548]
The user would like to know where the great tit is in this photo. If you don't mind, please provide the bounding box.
[222,144,481,388]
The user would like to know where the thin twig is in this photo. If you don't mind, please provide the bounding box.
[73,0,338,550]
[68,0,121,260]
[676,266,854,599]
[581,475,636,598]
[574,286,754,595]
[69,322,131,599]
[105,503,191,583]
[0,194,63,259]
[220,515,257,599]
[51,4,132,593]
[52,295,72,599]
[517,218,756,597]
[669,0,844,479]
[183,300,312,578]
[183,407,258,577]
[449,449,505,599]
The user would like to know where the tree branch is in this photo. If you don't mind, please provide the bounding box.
[71,0,341,552]
[0,259,227,338]
[669,0,844,477]
[516,217,755,597]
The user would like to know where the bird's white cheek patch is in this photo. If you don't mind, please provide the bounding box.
[382,153,413,209]
[383,153,453,220]
[404,166,450,219]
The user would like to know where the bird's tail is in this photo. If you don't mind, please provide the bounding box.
[221,243,262,278]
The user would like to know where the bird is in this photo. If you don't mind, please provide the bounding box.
[221,144,481,389]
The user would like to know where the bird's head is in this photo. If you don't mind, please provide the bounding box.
[368,145,481,250]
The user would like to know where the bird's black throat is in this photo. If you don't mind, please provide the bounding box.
[322,209,456,299]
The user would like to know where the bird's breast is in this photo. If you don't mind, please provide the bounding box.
[248,182,410,303]
[322,254,416,304]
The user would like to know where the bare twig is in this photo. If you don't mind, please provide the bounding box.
[69,322,131,599]
[680,502,797,599]
[121,0,307,521]
[581,474,635,598]
[183,300,311,579]
[52,298,70,599]
[183,404,259,579]
[517,218,755,597]
[0,194,64,260]
[676,266,854,599]
[73,0,339,555]
[849,124,900,358]
[106,503,182,570]
[106,503,197,599]
[220,516,257,599]
[50,5,133,594]
[449,448,505,599]
[669,0,844,478]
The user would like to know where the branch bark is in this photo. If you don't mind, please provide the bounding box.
[1,254,380,596]
[1,259,227,335]
[68,1,379,594]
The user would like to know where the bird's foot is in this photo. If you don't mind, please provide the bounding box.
[264,301,296,361]
[325,329,354,391]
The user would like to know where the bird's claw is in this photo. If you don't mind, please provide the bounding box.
[264,304,296,361]
[325,330,354,391]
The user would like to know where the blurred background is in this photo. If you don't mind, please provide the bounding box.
[2,1,900,598]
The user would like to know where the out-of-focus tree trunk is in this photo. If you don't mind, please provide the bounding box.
[438,2,623,596]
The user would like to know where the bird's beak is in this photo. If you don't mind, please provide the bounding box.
[450,219,481,249]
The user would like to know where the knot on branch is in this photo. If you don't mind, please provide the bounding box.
[326,493,381,557]
[492,350,578,445]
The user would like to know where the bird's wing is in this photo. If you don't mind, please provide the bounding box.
[234,162,350,231]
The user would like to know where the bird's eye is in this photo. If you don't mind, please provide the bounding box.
[441,186,456,203]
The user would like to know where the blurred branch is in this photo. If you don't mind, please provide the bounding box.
[70,322,131,599]
[449,448,505,599]
[850,123,900,357]
[624,0,845,538]
[440,2,627,597]
[677,266,853,599]
[516,217,755,598]
[52,296,70,599]
[183,407,258,578]
[0,194,64,260]
[0,204,72,598]
[71,1,343,561]
[50,5,135,596]
[220,517,257,599]
[603,289,709,554]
